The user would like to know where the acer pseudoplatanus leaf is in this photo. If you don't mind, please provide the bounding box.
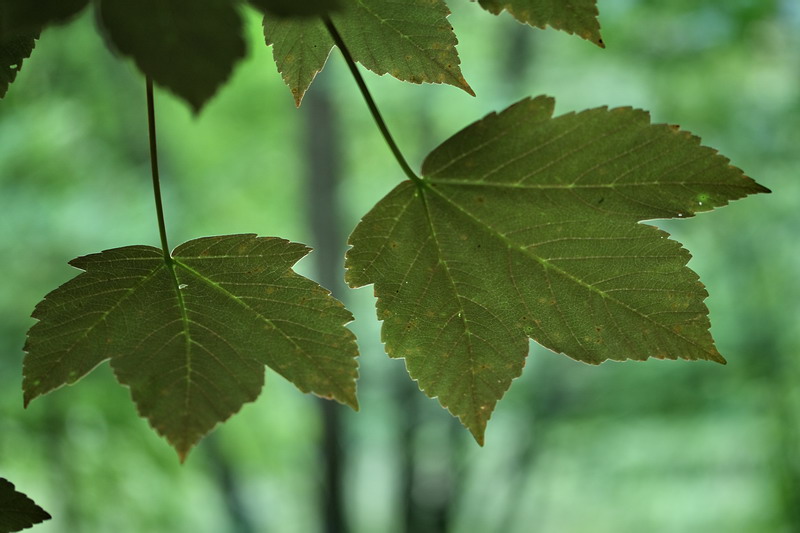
[263,0,473,106]
[248,0,341,18]
[1,0,89,99]
[0,34,35,98]
[24,234,359,460]
[346,95,768,444]
[475,0,604,47]
[0,0,89,38]
[0,478,51,532]
[96,0,246,113]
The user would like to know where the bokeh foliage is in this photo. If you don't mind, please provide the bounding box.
[0,1,797,531]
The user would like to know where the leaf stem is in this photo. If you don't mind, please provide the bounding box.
[322,17,423,186]
[146,77,172,262]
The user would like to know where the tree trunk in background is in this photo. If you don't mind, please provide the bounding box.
[302,77,349,533]
[501,21,536,92]
[204,434,258,533]
[42,401,80,532]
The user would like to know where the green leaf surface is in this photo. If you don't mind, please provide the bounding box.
[249,0,340,18]
[346,95,768,443]
[96,0,246,112]
[24,234,359,460]
[0,478,51,532]
[264,0,473,106]
[263,16,333,106]
[476,0,604,47]
[0,0,88,39]
[0,33,36,98]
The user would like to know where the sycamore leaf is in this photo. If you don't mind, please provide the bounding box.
[476,0,604,47]
[24,234,359,460]
[0,0,87,98]
[0,0,88,39]
[264,0,473,106]
[0,33,36,98]
[96,0,246,113]
[263,17,333,106]
[249,0,340,18]
[346,95,768,443]
[0,478,51,532]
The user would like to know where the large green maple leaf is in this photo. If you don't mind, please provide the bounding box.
[346,95,768,443]
[24,234,359,460]
[0,478,51,532]
[475,0,604,47]
[263,0,473,106]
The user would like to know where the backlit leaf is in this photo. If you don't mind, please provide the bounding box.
[0,478,51,532]
[0,0,88,39]
[263,17,333,106]
[96,0,246,112]
[0,33,36,98]
[346,95,768,443]
[0,0,88,98]
[264,0,473,106]
[476,0,604,47]
[249,0,340,18]
[24,234,359,460]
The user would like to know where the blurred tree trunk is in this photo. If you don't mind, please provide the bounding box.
[42,400,80,532]
[203,434,257,533]
[302,76,350,533]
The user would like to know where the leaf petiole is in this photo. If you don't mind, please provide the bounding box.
[146,77,172,262]
[322,17,423,186]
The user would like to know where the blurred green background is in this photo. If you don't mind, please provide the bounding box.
[1,1,798,531]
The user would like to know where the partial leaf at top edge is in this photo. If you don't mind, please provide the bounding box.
[476,0,604,47]
[23,234,359,460]
[346,95,768,443]
[0,478,52,532]
[0,33,36,98]
[96,0,247,113]
[0,0,89,40]
[264,0,473,106]
[249,0,340,18]
[263,16,333,106]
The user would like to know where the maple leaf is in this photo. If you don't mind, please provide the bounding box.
[264,0,473,106]
[476,0,604,47]
[1,0,89,98]
[0,34,36,98]
[0,478,51,532]
[96,0,246,112]
[0,0,88,38]
[346,95,768,443]
[249,0,340,18]
[24,234,359,460]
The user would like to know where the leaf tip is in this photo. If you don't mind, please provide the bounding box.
[22,392,34,409]
[469,425,486,446]
[176,447,192,464]
[347,396,360,412]
[327,381,360,411]
[460,79,476,97]
[709,351,727,365]
[21,373,42,409]
[754,182,772,194]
